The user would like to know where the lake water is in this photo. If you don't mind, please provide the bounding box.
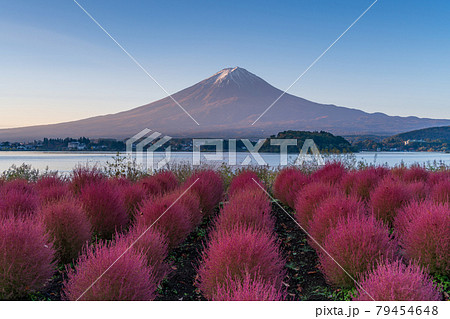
[0,151,449,174]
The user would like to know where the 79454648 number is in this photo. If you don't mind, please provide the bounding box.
[376,306,438,316]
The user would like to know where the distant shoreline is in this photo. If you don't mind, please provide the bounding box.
[0,150,449,154]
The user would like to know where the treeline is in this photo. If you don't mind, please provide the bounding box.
[0,137,126,151]
[260,130,355,153]
[0,131,355,153]
[350,126,450,152]
[353,138,449,152]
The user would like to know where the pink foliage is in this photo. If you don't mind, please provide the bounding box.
[342,167,387,201]
[308,195,367,250]
[39,197,92,264]
[228,170,263,198]
[35,176,70,204]
[428,170,450,186]
[390,166,407,180]
[36,175,65,189]
[155,171,179,192]
[70,165,104,194]
[214,188,274,234]
[294,181,336,229]
[394,201,427,239]
[1,179,34,193]
[79,180,128,239]
[139,171,179,196]
[406,181,430,201]
[273,167,308,208]
[120,182,148,218]
[62,240,157,301]
[197,227,285,299]
[0,217,55,299]
[108,177,131,188]
[319,214,397,288]
[405,166,430,182]
[400,201,449,274]
[212,274,286,301]
[136,194,193,249]
[354,259,441,301]
[115,223,169,283]
[0,187,38,218]
[170,188,202,227]
[184,170,224,215]
[431,179,450,204]
[370,177,412,225]
[311,162,347,185]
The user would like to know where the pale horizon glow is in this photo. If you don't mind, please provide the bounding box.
[1,0,449,129]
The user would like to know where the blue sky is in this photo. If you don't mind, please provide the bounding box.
[1,0,449,128]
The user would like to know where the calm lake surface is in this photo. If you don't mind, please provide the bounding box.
[0,151,449,174]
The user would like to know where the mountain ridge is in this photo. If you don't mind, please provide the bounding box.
[1,67,449,142]
[392,125,450,141]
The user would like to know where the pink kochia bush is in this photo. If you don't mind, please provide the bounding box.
[0,218,55,299]
[227,170,262,198]
[120,182,148,219]
[0,187,38,218]
[397,201,449,274]
[272,167,308,208]
[212,273,285,301]
[0,179,34,193]
[214,188,274,234]
[139,171,179,196]
[108,177,131,188]
[115,223,169,283]
[137,193,193,249]
[197,227,285,299]
[370,177,412,225]
[39,197,92,264]
[393,201,427,239]
[70,165,104,194]
[406,181,430,201]
[342,167,388,201]
[353,260,441,301]
[428,170,450,185]
[62,240,157,301]
[0,179,38,218]
[308,195,367,250]
[79,180,128,239]
[35,176,70,204]
[431,179,450,204]
[294,181,335,229]
[184,170,224,215]
[311,162,347,185]
[319,215,396,288]
[171,188,202,227]
[400,166,429,183]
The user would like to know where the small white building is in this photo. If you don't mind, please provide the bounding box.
[404,139,425,145]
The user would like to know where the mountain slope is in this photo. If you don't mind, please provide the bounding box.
[392,125,450,141]
[1,67,449,142]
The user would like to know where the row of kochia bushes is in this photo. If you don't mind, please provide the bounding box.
[274,163,449,300]
[0,166,224,300]
[196,171,286,300]
[1,162,448,300]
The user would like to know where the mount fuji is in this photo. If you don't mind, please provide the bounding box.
[1,67,449,141]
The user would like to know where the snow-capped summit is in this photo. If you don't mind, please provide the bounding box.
[206,67,267,88]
